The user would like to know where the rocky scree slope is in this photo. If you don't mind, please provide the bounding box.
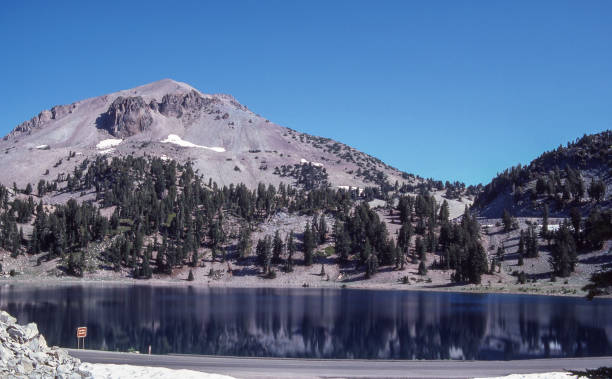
[0,79,415,191]
[0,310,90,378]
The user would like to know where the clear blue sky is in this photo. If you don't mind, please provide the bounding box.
[1,1,611,185]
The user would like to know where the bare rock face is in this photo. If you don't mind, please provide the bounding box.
[97,90,216,137]
[158,90,215,120]
[7,103,76,139]
[96,96,153,137]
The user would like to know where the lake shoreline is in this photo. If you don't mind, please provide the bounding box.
[0,275,602,299]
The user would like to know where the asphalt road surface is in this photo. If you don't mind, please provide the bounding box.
[67,349,612,378]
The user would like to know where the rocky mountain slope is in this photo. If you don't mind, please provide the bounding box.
[474,130,611,217]
[0,79,415,191]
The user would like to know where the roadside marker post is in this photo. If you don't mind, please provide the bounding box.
[76,327,87,349]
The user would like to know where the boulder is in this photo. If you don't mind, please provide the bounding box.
[0,343,14,361]
[27,334,47,352]
[7,325,25,341]
[0,310,16,325]
[23,323,38,340]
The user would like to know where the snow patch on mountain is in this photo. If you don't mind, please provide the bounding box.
[161,134,226,152]
[96,139,123,149]
[300,158,323,167]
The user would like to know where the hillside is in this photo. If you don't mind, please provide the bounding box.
[0,79,494,295]
[0,79,418,192]
[473,130,611,218]
[0,153,484,293]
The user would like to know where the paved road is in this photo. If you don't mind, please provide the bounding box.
[67,350,612,378]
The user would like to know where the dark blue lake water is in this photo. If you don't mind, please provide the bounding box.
[1,283,611,360]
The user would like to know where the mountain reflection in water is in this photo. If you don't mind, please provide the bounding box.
[0,284,610,360]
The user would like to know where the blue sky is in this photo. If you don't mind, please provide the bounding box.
[1,1,611,185]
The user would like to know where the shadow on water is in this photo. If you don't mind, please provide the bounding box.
[0,284,611,360]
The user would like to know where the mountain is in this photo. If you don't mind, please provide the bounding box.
[473,130,612,217]
[0,79,415,191]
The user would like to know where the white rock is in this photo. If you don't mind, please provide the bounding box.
[0,310,17,325]
[27,334,46,352]
[0,343,14,361]
[29,351,47,363]
[19,357,34,373]
[23,323,38,340]
[57,363,73,375]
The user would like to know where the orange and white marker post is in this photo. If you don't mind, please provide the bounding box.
[76,327,87,349]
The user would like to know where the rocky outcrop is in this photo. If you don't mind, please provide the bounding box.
[7,103,76,139]
[213,93,249,112]
[157,90,215,121]
[0,310,92,378]
[96,96,153,137]
[96,91,218,137]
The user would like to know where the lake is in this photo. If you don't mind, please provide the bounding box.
[0,283,611,360]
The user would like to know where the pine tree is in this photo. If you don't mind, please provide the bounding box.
[439,200,450,224]
[541,204,549,240]
[467,243,488,284]
[518,230,525,258]
[256,236,272,274]
[549,222,577,277]
[318,214,327,244]
[415,236,425,262]
[502,209,515,232]
[272,230,284,264]
[286,231,296,272]
[141,246,152,279]
[588,179,606,202]
[361,239,372,264]
[191,250,199,267]
[334,222,351,263]
[570,207,582,244]
[397,222,412,254]
[366,252,378,279]
[418,260,427,276]
[237,225,252,259]
[110,210,119,231]
[496,245,505,263]
[311,214,319,245]
[303,222,314,266]
[526,226,539,258]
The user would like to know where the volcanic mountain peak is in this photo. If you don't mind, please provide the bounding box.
[0,80,457,211]
[116,78,204,100]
